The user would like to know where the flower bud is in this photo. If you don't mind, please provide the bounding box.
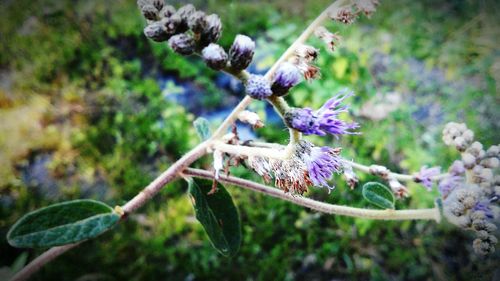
[199,14,222,47]
[175,4,195,33]
[388,177,409,198]
[245,74,273,100]
[159,5,176,18]
[168,33,195,55]
[202,43,228,70]
[462,152,476,169]
[152,0,164,11]
[486,145,499,157]
[144,21,169,42]
[141,4,158,21]
[229,35,255,71]
[237,110,264,128]
[161,14,181,35]
[188,11,207,33]
[271,62,302,96]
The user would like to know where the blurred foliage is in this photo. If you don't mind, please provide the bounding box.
[0,0,499,280]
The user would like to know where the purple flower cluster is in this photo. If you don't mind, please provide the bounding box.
[284,91,359,137]
[300,141,342,192]
[415,166,441,190]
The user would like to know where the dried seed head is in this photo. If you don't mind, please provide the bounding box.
[314,26,341,51]
[355,0,377,16]
[202,43,228,70]
[229,34,255,71]
[168,33,196,55]
[295,45,319,63]
[331,9,357,24]
[245,74,273,100]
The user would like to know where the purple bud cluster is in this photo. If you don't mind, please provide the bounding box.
[138,1,223,56]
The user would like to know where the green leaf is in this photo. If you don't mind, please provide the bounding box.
[362,182,395,209]
[193,117,211,141]
[187,178,241,257]
[7,200,120,248]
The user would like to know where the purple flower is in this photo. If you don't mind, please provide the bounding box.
[245,74,272,100]
[271,62,302,96]
[284,91,359,137]
[474,201,494,219]
[415,166,441,190]
[299,141,342,192]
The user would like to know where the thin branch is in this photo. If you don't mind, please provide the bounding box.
[10,142,210,281]
[212,141,288,160]
[347,160,449,182]
[184,168,442,221]
[10,243,80,281]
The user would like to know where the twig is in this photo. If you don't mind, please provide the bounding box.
[347,160,449,182]
[184,168,441,221]
[10,142,210,281]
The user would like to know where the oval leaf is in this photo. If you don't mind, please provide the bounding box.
[193,117,211,141]
[187,178,241,257]
[7,200,120,248]
[362,182,395,209]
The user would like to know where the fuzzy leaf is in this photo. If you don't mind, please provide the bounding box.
[7,200,120,248]
[187,178,241,257]
[193,117,211,141]
[362,182,395,209]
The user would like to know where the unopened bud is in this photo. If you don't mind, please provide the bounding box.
[159,5,176,18]
[175,4,195,33]
[245,74,273,100]
[144,21,169,42]
[141,4,158,21]
[168,33,195,55]
[229,35,255,71]
[199,14,222,47]
[202,43,228,70]
[188,11,207,33]
[271,62,302,96]
[388,177,409,198]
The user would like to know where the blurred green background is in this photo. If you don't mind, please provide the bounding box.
[1,0,499,280]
